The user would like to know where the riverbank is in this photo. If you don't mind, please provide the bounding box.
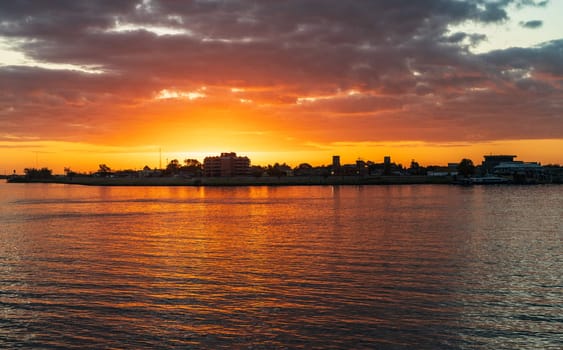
[6,175,454,186]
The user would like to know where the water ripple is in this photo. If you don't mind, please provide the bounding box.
[1,184,561,349]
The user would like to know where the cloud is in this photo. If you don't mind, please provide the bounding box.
[481,39,563,76]
[0,0,561,145]
[519,20,543,28]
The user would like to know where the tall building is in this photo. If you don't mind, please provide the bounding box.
[383,156,392,175]
[332,155,341,175]
[203,152,250,177]
[332,155,341,168]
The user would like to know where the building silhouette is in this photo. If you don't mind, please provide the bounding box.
[332,155,341,175]
[203,152,250,177]
[482,155,516,175]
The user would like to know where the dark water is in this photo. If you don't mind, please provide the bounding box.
[0,183,561,349]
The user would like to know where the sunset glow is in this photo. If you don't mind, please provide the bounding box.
[1,1,562,173]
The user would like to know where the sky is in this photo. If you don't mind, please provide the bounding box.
[0,0,562,173]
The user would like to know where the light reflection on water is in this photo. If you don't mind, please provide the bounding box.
[0,183,561,349]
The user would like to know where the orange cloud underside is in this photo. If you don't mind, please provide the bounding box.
[2,86,562,173]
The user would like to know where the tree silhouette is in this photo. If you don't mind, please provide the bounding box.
[165,159,181,175]
[98,164,111,174]
[24,167,53,179]
[184,159,201,168]
[457,158,475,177]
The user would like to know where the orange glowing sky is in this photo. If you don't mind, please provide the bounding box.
[1,0,562,173]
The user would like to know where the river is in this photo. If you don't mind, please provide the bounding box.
[0,183,561,349]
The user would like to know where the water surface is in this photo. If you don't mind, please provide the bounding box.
[1,183,561,349]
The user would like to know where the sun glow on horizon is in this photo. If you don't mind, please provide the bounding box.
[1,138,561,175]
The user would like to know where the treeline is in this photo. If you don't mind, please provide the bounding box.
[24,167,53,179]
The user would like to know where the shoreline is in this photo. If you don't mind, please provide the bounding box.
[6,175,454,186]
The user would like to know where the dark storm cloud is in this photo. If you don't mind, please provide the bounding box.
[0,0,561,143]
[519,20,543,28]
